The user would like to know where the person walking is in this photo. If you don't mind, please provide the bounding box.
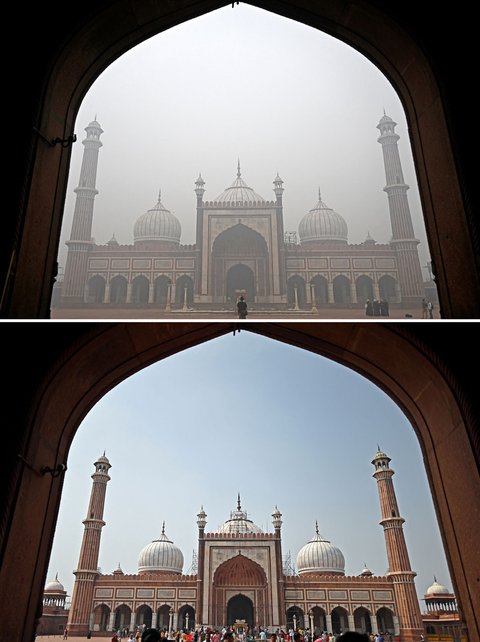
[237,296,248,319]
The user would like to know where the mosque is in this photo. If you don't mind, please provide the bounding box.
[56,115,428,312]
[38,449,461,641]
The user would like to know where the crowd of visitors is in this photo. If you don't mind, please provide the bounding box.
[108,624,396,642]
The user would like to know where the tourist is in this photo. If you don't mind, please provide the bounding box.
[237,295,248,319]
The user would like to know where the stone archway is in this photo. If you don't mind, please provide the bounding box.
[212,553,267,628]
[227,595,254,627]
[226,264,255,304]
[1,322,479,641]
[6,1,479,318]
[211,224,269,302]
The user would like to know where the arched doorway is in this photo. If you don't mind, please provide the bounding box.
[287,276,306,308]
[379,274,397,301]
[213,554,267,628]
[157,604,171,630]
[136,605,153,629]
[333,275,351,304]
[132,275,149,304]
[87,275,105,303]
[376,607,395,633]
[212,224,269,303]
[354,607,372,634]
[2,323,479,641]
[227,595,254,627]
[110,275,127,304]
[92,604,110,632]
[154,275,171,305]
[331,606,349,635]
[226,264,255,305]
[286,606,304,631]
[356,275,374,304]
[6,0,479,318]
[175,275,194,307]
[311,275,328,305]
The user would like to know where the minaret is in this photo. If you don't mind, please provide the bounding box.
[272,506,286,628]
[61,118,103,304]
[273,173,287,296]
[196,506,207,625]
[194,173,206,297]
[377,114,425,305]
[372,449,424,642]
[68,453,111,636]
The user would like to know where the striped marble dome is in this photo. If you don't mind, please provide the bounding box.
[213,162,266,205]
[298,190,348,243]
[133,190,181,244]
[217,495,263,534]
[138,523,184,574]
[44,573,65,593]
[426,578,450,595]
[296,523,345,575]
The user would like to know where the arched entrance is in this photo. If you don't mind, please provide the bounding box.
[6,0,479,318]
[2,323,479,641]
[212,553,267,628]
[87,275,105,303]
[110,275,127,304]
[212,224,269,303]
[227,595,254,627]
[226,264,255,305]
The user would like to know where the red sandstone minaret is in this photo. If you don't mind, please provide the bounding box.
[372,448,424,642]
[196,506,207,625]
[377,114,425,306]
[67,453,111,635]
[61,118,103,304]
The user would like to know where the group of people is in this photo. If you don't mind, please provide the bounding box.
[421,298,435,319]
[365,299,390,317]
[110,626,397,642]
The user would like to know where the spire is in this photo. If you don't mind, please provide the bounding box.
[318,187,322,201]
[237,493,241,510]
[162,521,165,535]
[237,159,241,178]
[315,520,319,535]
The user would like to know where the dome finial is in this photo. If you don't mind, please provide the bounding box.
[318,187,322,201]
[162,521,165,535]
[434,575,437,582]
[237,159,241,178]
[237,493,241,510]
[315,520,319,535]
[158,188,162,202]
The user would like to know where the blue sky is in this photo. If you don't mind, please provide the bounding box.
[47,330,452,608]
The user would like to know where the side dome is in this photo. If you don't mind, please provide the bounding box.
[299,190,348,243]
[426,578,450,595]
[44,573,65,593]
[217,495,263,534]
[296,523,345,575]
[134,190,181,244]
[138,523,184,574]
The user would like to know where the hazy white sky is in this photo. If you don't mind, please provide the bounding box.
[47,331,451,609]
[57,3,431,275]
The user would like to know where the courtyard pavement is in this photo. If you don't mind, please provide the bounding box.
[50,307,435,321]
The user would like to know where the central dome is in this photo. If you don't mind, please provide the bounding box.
[138,523,184,574]
[296,523,345,575]
[299,190,348,243]
[214,162,266,205]
[134,190,181,244]
[217,495,263,534]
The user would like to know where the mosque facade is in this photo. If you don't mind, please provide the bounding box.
[53,450,433,640]
[56,116,427,312]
